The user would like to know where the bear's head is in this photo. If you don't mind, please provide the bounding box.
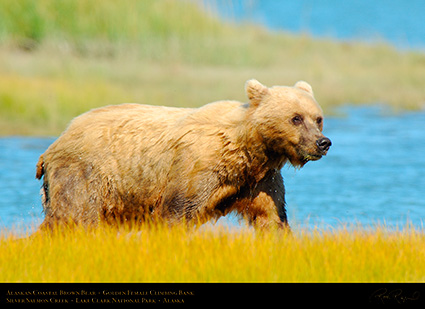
[245,79,331,167]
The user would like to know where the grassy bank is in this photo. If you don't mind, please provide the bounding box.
[1,224,424,282]
[1,0,425,135]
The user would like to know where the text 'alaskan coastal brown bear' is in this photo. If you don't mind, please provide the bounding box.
[36,79,331,230]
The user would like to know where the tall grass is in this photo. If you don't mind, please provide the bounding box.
[1,0,425,135]
[0,0,242,63]
[1,224,424,282]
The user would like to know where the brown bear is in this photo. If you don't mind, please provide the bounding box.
[36,79,331,230]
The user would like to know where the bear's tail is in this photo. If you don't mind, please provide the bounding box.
[36,154,44,179]
[36,154,50,210]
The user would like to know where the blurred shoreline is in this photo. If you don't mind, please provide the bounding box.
[1,0,424,136]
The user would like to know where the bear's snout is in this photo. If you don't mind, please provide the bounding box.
[316,137,332,153]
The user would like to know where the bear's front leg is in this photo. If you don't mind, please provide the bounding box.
[247,191,289,230]
[245,170,290,231]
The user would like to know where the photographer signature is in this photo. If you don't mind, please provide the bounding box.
[370,288,420,304]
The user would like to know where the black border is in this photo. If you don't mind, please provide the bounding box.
[1,283,424,306]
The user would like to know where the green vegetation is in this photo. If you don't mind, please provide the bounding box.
[0,0,425,135]
[1,224,424,282]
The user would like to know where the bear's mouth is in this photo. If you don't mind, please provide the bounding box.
[289,149,324,167]
[302,153,322,163]
[286,144,327,167]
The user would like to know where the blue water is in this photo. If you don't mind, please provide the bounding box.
[1,106,425,231]
[0,137,53,230]
[213,0,425,51]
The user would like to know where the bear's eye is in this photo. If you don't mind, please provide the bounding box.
[291,115,303,125]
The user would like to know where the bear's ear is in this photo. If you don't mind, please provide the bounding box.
[294,81,314,96]
[245,79,269,107]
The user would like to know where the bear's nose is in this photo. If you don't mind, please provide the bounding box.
[316,137,332,153]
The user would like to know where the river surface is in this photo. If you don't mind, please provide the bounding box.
[1,106,425,231]
[212,0,425,51]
